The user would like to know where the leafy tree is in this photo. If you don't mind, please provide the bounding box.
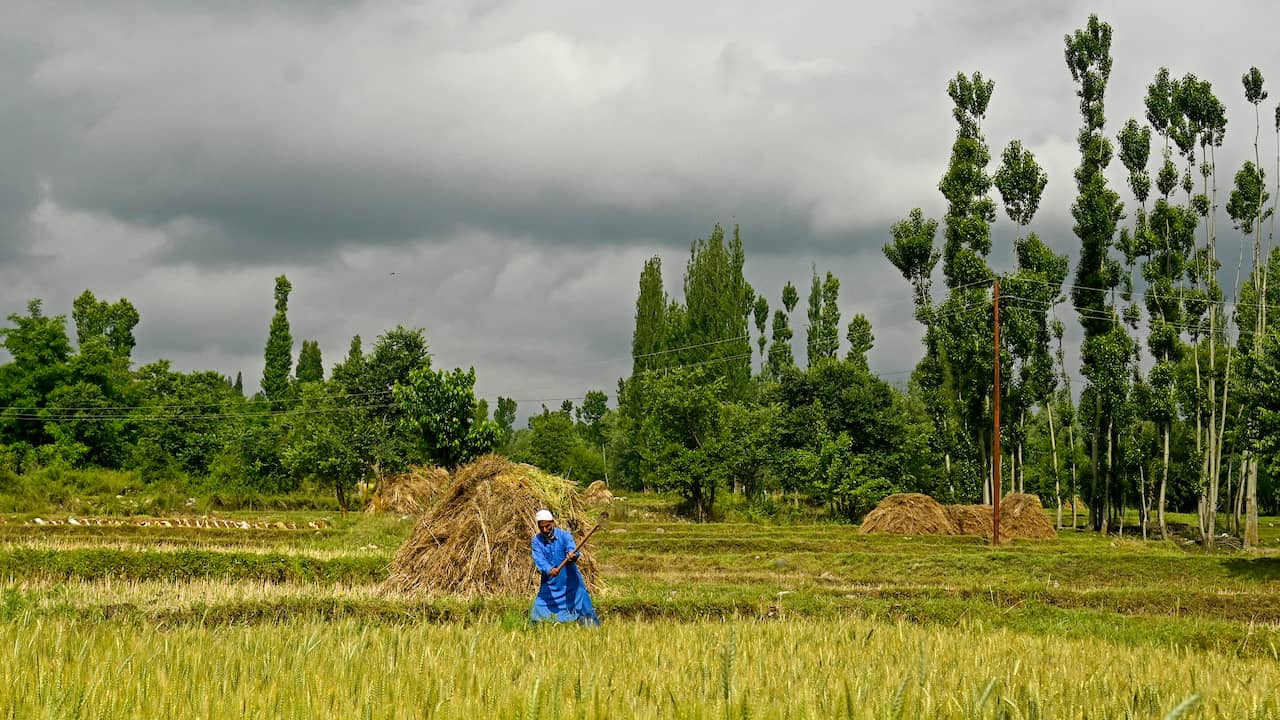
[1065,15,1127,530]
[752,295,769,369]
[682,224,753,399]
[233,371,244,396]
[494,396,517,447]
[0,300,73,450]
[261,276,294,405]
[633,370,724,519]
[577,390,609,447]
[845,314,873,368]
[281,382,364,514]
[805,268,822,365]
[296,340,324,384]
[632,257,669,375]
[394,366,499,470]
[933,69,998,503]
[767,282,799,376]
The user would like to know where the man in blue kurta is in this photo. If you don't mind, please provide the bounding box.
[530,509,599,626]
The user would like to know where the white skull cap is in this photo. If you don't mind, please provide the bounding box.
[534,509,554,522]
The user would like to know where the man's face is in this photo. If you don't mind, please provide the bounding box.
[537,519,555,537]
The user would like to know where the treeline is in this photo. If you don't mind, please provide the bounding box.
[0,278,503,512]
[573,15,1280,537]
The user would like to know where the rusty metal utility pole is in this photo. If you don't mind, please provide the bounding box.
[992,277,1002,547]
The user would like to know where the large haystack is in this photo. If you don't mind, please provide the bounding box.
[365,466,451,515]
[859,493,957,535]
[945,505,992,536]
[582,480,614,506]
[1000,493,1057,539]
[944,494,1057,540]
[387,455,600,596]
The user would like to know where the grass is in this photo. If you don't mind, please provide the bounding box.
[4,496,1280,717]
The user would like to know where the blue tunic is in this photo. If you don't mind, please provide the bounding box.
[530,527,599,625]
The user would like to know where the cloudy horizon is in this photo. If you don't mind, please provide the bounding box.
[2,1,1278,420]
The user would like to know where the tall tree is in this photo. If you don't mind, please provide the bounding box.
[682,224,752,399]
[935,69,998,503]
[1143,67,1196,539]
[845,314,874,368]
[393,366,499,470]
[631,257,669,375]
[494,396,517,447]
[767,282,799,376]
[883,209,951,487]
[261,275,294,405]
[296,340,324,383]
[1233,65,1270,548]
[752,295,769,369]
[1065,15,1126,530]
[805,267,822,366]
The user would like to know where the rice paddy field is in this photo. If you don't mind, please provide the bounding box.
[3,499,1280,719]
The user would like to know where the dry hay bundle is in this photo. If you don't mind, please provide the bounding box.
[387,455,600,596]
[365,466,451,515]
[1000,493,1057,539]
[945,505,992,536]
[943,494,1057,540]
[582,480,614,506]
[859,493,957,536]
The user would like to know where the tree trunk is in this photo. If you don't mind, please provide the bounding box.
[1091,392,1102,532]
[1102,418,1113,535]
[1068,420,1079,530]
[1048,403,1062,529]
[1245,456,1260,548]
[1159,423,1170,540]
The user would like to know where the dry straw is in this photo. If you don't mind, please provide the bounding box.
[364,466,451,516]
[386,455,599,596]
[862,493,1057,540]
[582,480,614,506]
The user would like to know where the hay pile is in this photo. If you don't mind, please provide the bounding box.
[582,480,614,506]
[999,493,1057,539]
[365,466,451,515]
[387,455,600,596]
[862,492,1057,540]
[944,505,991,536]
[859,494,957,536]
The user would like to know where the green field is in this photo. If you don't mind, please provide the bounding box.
[3,500,1280,718]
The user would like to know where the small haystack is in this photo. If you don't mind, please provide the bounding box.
[859,493,957,535]
[387,455,600,596]
[945,505,992,536]
[365,466,451,515]
[944,494,1057,539]
[1000,493,1057,539]
[582,480,614,506]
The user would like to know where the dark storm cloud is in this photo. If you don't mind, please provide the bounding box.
[3,0,1280,408]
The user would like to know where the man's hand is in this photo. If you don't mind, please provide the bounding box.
[567,550,579,563]
[548,567,561,578]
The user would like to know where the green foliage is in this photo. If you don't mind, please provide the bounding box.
[394,366,499,470]
[295,339,324,383]
[261,275,294,405]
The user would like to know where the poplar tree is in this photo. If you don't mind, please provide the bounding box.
[883,209,952,487]
[845,314,873,368]
[994,139,1063,497]
[261,275,294,405]
[1064,15,1126,531]
[631,257,669,375]
[935,69,997,503]
[682,224,752,399]
[767,282,799,376]
[1143,67,1195,539]
[1176,73,1228,546]
[296,340,324,383]
[752,295,769,371]
[805,268,822,366]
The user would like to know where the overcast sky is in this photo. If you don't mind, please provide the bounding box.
[2,1,1278,419]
